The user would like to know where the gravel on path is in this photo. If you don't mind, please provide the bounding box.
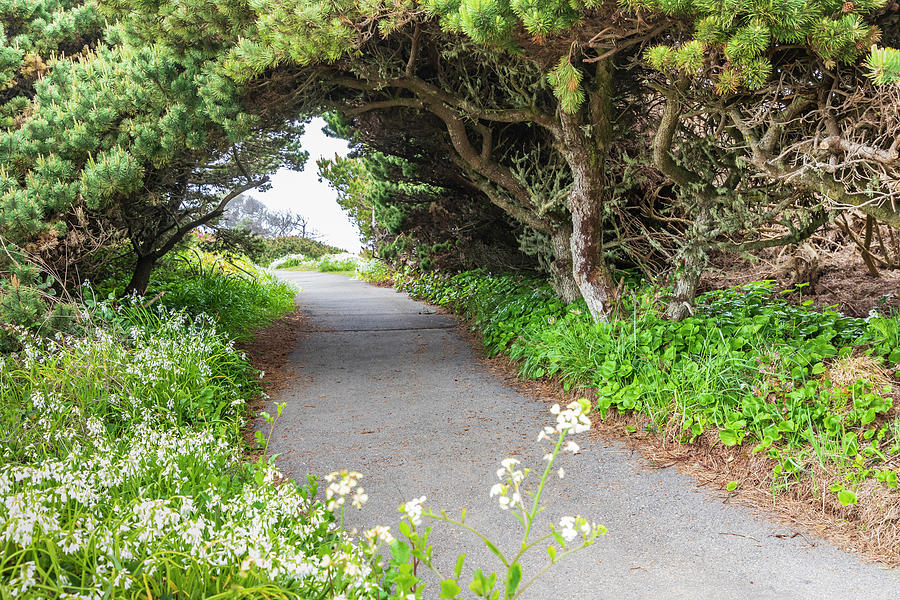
[269,271,898,600]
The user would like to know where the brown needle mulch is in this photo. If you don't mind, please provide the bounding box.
[473,337,900,568]
[236,309,308,457]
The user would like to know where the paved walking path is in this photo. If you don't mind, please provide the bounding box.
[269,271,897,599]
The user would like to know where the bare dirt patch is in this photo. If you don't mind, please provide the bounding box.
[702,237,900,317]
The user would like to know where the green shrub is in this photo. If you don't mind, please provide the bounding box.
[316,253,360,272]
[269,253,315,269]
[269,252,361,274]
[397,269,900,499]
[0,248,81,352]
[355,259,394,284]
[258,236,343,264]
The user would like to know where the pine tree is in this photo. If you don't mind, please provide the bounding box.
[637,0,896,91]
[3,0,899,320]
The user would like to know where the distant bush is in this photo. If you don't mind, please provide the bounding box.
[268,253,316,270]
[258,236,343,264]
[355,258,395,284]
[316,253,361,272]
[270,252,362,274]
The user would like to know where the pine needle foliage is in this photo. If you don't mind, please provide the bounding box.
[639,0,892,92]
[866,44,900,83]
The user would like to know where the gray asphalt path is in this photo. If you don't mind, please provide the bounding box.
[269,271,898,599]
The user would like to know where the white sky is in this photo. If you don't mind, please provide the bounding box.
[255,118,360,252]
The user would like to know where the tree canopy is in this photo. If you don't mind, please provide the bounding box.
[1,0,898,313]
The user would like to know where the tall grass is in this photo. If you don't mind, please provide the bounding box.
[150,251,296,341]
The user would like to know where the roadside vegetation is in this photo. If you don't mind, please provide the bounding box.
[1,246,614,598]
[0,251,388,598]
[374,262,900,561]
[270,253,362,276]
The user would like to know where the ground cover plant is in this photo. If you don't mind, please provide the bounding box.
[0,256,388,598]
[395,268,900,560]
[355,259,395,286]
[270,253,362,276]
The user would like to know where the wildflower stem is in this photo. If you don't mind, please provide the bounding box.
[424,511,510,567]
[521,431,565,548]
[515,542,593,598]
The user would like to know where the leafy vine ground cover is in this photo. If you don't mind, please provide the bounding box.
[0,254,387,598]
[393,267,900,552]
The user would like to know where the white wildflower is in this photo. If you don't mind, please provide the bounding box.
[402,496,426,526]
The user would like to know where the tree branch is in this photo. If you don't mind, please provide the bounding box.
[347,97,424,114]
[150,177,268,260]
[652,82,713,195]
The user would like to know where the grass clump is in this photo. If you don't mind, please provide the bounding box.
[355,259,395,285]
[148,250,296,341]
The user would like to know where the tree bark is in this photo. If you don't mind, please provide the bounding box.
[548,224,579,303]
[567,162,616,319]
[654,83,717,321]
[664,233,706,321]
[125,254,156,296]
[555,59,618,321]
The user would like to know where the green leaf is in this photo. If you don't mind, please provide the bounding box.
[719,428,740,446]
[547,545,557,562]
[469,578,485,596]
[441,579,463,598]
[391,540,411,563]
[726,480,739,492]
[398,520,412,537]
[837,489,858,506]
[505,564,522,599]
[483,538,505,561]
[454,554,466,578]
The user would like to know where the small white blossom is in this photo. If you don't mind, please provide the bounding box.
[364,525,395,546]
[402,496,427,526]
[564,441,581,454]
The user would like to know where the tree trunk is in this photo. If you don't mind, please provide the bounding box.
[555,58,617,321]
[125,254,156,296]
[664,207,712,321]
[665,246,704,321]
[548,224,579,303]
[567,169,616,320]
